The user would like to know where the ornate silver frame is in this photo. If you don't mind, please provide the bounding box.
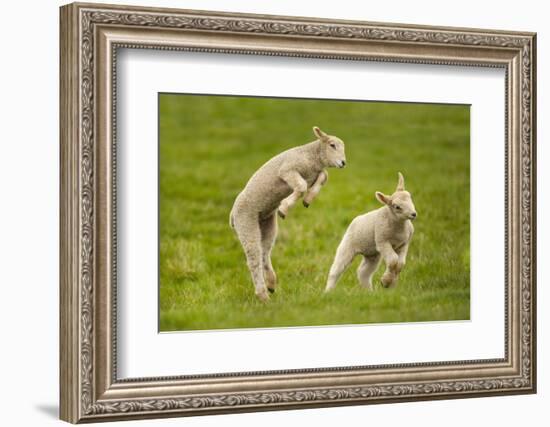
[60,2,537,423]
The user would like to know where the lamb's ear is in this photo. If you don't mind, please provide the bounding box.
[376,192,392,205]
[313,126,329,142]
[396,172,405,192]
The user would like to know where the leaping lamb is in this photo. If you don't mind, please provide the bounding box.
[230,126,347,301]
[325,173,417,292]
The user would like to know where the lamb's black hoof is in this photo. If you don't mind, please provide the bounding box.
[303,201,310,208]
[267,288,275,294]
[277,210,286,219]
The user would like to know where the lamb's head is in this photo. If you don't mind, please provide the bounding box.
[313,126,346,169]
[375,172,417,221]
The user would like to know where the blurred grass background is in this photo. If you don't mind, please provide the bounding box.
[159,94,470,331]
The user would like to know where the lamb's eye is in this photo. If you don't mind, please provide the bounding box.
[394,205,401,210]
[330,143,336,149]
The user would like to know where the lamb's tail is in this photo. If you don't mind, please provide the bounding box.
[229,209,235,228]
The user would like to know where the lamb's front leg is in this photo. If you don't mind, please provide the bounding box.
[377,241,400,288]
[278,170,308,219]
[303,170,328,207]
[395,243,409,274]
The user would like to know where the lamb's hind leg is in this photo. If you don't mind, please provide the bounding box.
[357,254,381,291]
[303,170,328,208]
[325,238,355,292]
[233,214,269,301]
[260,214,278,293]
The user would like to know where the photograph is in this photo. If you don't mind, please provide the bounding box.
[58,2,536,422]
[158,94,470,331]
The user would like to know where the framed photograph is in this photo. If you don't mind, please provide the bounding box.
[60,2,537,423]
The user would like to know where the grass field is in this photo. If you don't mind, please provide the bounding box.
[159,94,470,331]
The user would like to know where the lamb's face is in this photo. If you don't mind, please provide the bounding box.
[312,126,346,168]
[389,191,417,221]
[323,136,346,169]
[375,172,417,221]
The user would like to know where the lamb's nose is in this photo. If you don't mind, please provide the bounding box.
[411,212,417,218]
[341,160,346,167]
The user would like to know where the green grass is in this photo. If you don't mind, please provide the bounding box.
[159,94,470,331]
